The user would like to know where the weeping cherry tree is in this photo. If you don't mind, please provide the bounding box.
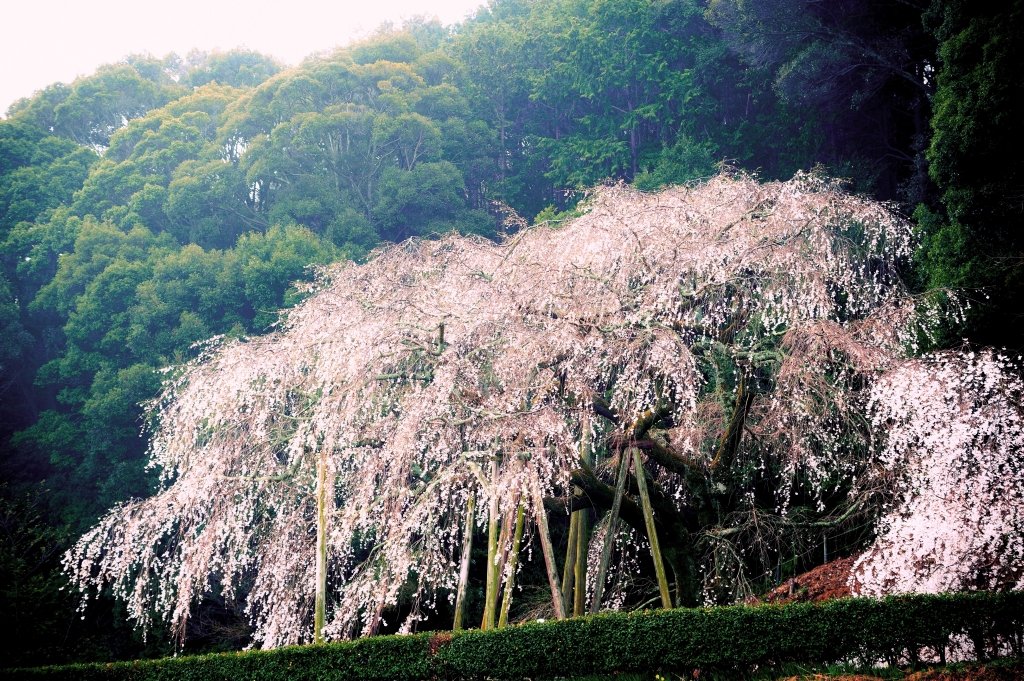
[65,172,1023,648]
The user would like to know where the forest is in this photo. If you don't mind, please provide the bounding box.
[1,0,1022,668]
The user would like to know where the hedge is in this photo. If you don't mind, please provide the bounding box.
[0,634,433,681]
[6,592,1022,680]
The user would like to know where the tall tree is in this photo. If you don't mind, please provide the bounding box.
[38,64,184,150]
[184,49,282,89]
[707,0,936,202]
[918,0,1024,348]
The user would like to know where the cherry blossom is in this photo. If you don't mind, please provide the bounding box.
[853,349,1024,595]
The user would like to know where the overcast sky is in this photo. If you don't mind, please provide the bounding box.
[1,0,487,116]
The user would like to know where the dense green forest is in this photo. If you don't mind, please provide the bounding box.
[1,0,1021,667]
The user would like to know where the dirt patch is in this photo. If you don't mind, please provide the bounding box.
[778,675,885,680]
[757,556,857,605]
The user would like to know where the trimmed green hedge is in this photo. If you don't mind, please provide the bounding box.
[0,634,433,681]
[438,592,1024,678]
[6,593,1022,680]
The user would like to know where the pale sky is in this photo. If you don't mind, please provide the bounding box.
[1,0,488,116]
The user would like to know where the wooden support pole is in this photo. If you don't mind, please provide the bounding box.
[530,473,565,619]
[590,450,630,613]
[453,492,476,631]
[498,503,525,628]
[632,448,672,609]
[314,446,328,644]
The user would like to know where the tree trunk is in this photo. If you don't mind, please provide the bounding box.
[481,460,501,630]
[573,510,590,616]
[489,501,514,622]
[570,414,592,616]
[560,512,579,608]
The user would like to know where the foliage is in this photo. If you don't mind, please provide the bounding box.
[183,49,282,89]
[5,593,1023,679]
[0,121,96,239]
[707,0,936,202]
[437,593,1024,678]
[0,487,75,667]
[918,0,1024,347]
